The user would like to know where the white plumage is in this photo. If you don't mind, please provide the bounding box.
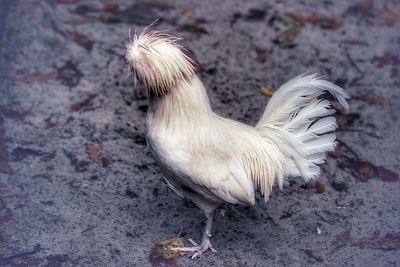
[125,30,349,258]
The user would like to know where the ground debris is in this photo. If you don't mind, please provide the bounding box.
[346,0,400,26]
[315,181,326,193]
[355,232,400,250]
[255,47,268,62]
[304,249,323,262]
[331,229,351,249]
[178,19,208,34]
[11,72,57,83]
[85,143,102,164]
[70,94,97,112]
[11,147,47,161]
[351,94,389,106]
[286,12,342,29]
[328,148,343,159]
[69,30,94,51]
[182,9,193,17]
[259,85,275,97]
[349,159,399,182]
[331,181,348,192]
[0,106,28,120]
[273,27,301,46]
[57,60,83,87]
[149,235,185,267]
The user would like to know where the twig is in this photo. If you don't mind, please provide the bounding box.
[345,49,365,87]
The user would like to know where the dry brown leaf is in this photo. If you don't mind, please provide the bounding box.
[178,20,208,34]
[69,95,96,112]
[0,211,12,224]
[260,86,275,97]
[0,160,12,174]
[355,232,400,250]
[331,229,351,248]
[85,143,102,164]
[69,31,94,51]
[273,27,301,45]
[315,181,326,193]
[352,94,389,106]
[375,52,400,68]
[339,38,369,46]
[182,9,193,17]
[255,47,268,62]
[286,12,342,30]
[328,147,343,159]
[0,106,28,120]
[350,160,399,182]
[12,72,57,83]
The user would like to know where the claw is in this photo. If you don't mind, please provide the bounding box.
[172,238,217,259]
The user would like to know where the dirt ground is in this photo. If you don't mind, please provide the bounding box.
[0,0,399,266]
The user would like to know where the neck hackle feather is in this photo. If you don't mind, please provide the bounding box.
[125,31,196,97]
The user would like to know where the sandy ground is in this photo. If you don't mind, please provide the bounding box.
[0,0,399,266]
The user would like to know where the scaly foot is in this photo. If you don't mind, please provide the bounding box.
[173,238,217,259]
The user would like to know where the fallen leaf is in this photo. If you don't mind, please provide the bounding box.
[273,27,301,46]
[255,47,268,62]
[337,112,361,125]
[0,211,12,224]
[57,60,83,87]
[182,9,193,17]
[315,181,326,193]
[44,116,56,129]
[355,232,400,250]
[376,166,400,182]
[85,143,102,164]
[21,6,34,17]
[178,19,208,34]
[0,160,12,174]
[286,12,342,30]
[331,229,351,248]
[69,31,93,51]
[346,0,400,26]
[351,94,390,106]
[0,128,12,174]
[304,249,323,263]
[69,95,96,112]
[375,52,400,68]
[350,160,399,182]
[339,38,369,46]
[379,1,400,26]
[12,72,57,83]
[260,85,275,97]
[0,106,28,120]
[328,147,343,159]
[356,161,375,181]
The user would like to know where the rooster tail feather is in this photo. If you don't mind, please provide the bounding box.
[256,74,349,184]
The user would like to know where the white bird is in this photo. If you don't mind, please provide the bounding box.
[125,30,349,259]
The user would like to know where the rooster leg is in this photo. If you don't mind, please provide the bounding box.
[174,210,217,259]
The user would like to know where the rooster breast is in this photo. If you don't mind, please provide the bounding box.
[145,108,259,209]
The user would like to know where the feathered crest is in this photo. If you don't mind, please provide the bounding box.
[125,28,196,96]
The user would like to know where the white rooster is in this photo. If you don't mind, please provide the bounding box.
[125,30,349,258]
